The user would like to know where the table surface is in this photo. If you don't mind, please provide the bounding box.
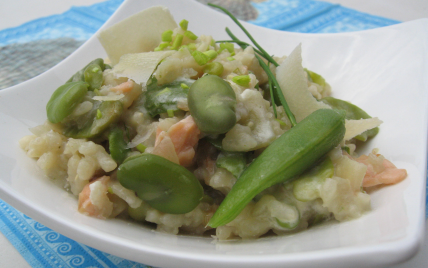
[0,1,427,267]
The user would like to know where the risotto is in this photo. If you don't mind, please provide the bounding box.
[19,5,407,240]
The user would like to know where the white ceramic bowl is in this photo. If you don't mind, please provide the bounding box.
[0,0,427,267]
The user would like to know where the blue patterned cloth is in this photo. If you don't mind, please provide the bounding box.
[0,0,414,267]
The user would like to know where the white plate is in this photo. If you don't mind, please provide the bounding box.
[0,0,427,267]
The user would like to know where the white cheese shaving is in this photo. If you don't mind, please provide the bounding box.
[97,6,177,65]
[276,44,330,122]
[344,118,383,141]
[112,51,175,85]
[93,94,125,101]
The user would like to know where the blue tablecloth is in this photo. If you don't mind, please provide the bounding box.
[0,0,411,267]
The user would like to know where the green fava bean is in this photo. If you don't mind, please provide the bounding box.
[208,109,345,228]
[188,75,236,134]
[108,127,131,164]
[46,81,89,124]
[321,96,379,141]
[68,58,106,83]
[84,63,104,91]
[117,154,204,214]
[64,101,123,139]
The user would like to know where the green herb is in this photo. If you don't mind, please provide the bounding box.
[179,19,188,31]
[184,30,198,40]
[171,33,183,50]
[232,75,251,86]
[192,50,209,65]
[136,143,147,153]
[96,109,102,119]
[203,50,218,60]
[161,30,173,42]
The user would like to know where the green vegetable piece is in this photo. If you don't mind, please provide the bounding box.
[108,127,131,164]
[180,83,189,89]
[117,154,204,214]
[203,62,224,76]
[161,30,173,42]
[96,109,102,119]
[208,109,346,228]
[203,50,218,60]
[184,30,198,40]
[191,50,209,66]
[179,19,188,31]
[305,69,325,87]
[216,152,246,178]
[144,77,193,117]
[275,205,300,229]
[232,75,251,87]
[46,81,89,124]
[171,33,184,50]
[64,101,123,139]
[67,58,106,84]
[154,42,170,51]
[167,109,174,117]
[84,63,104,91]
[219,42,234,54]
[188,75,236,135]
[136,143,147,153]
[205,135,225,150]
[128,202,150,222]
[321,96,379,141]
[227,56,235,61]
[292,157,334,202]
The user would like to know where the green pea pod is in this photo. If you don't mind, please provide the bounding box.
[84,63,104,91]
[208,109,346,228]
[188,75,236,135]
[304,68,326,87]
[117,154,203,214]
[108,127,131,164]
[46,81,89,124]
[216,151,246,178]
[67,58,106,83]
[64,101,123,139]
[292,157,334,202]
[321,96,379,141]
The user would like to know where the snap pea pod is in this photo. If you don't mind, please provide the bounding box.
[108,127,131,164]
[64,100,123,139]
[117,154,203,214]
[208,109,346,228]
[321,96,379,141]
[188,75,236,135]
[46,81,89,124]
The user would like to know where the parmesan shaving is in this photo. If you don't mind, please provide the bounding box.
[112,51,175,85]
[276,44,330,122]
[93,94,125,101]
[344,118,383,141]
[97,6,177,65]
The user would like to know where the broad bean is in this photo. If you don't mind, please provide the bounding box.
[46,81,89,124]
[108,127,130,164]
[117,154,203,214]
[64,100,123,139]
[188,75,236,134]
